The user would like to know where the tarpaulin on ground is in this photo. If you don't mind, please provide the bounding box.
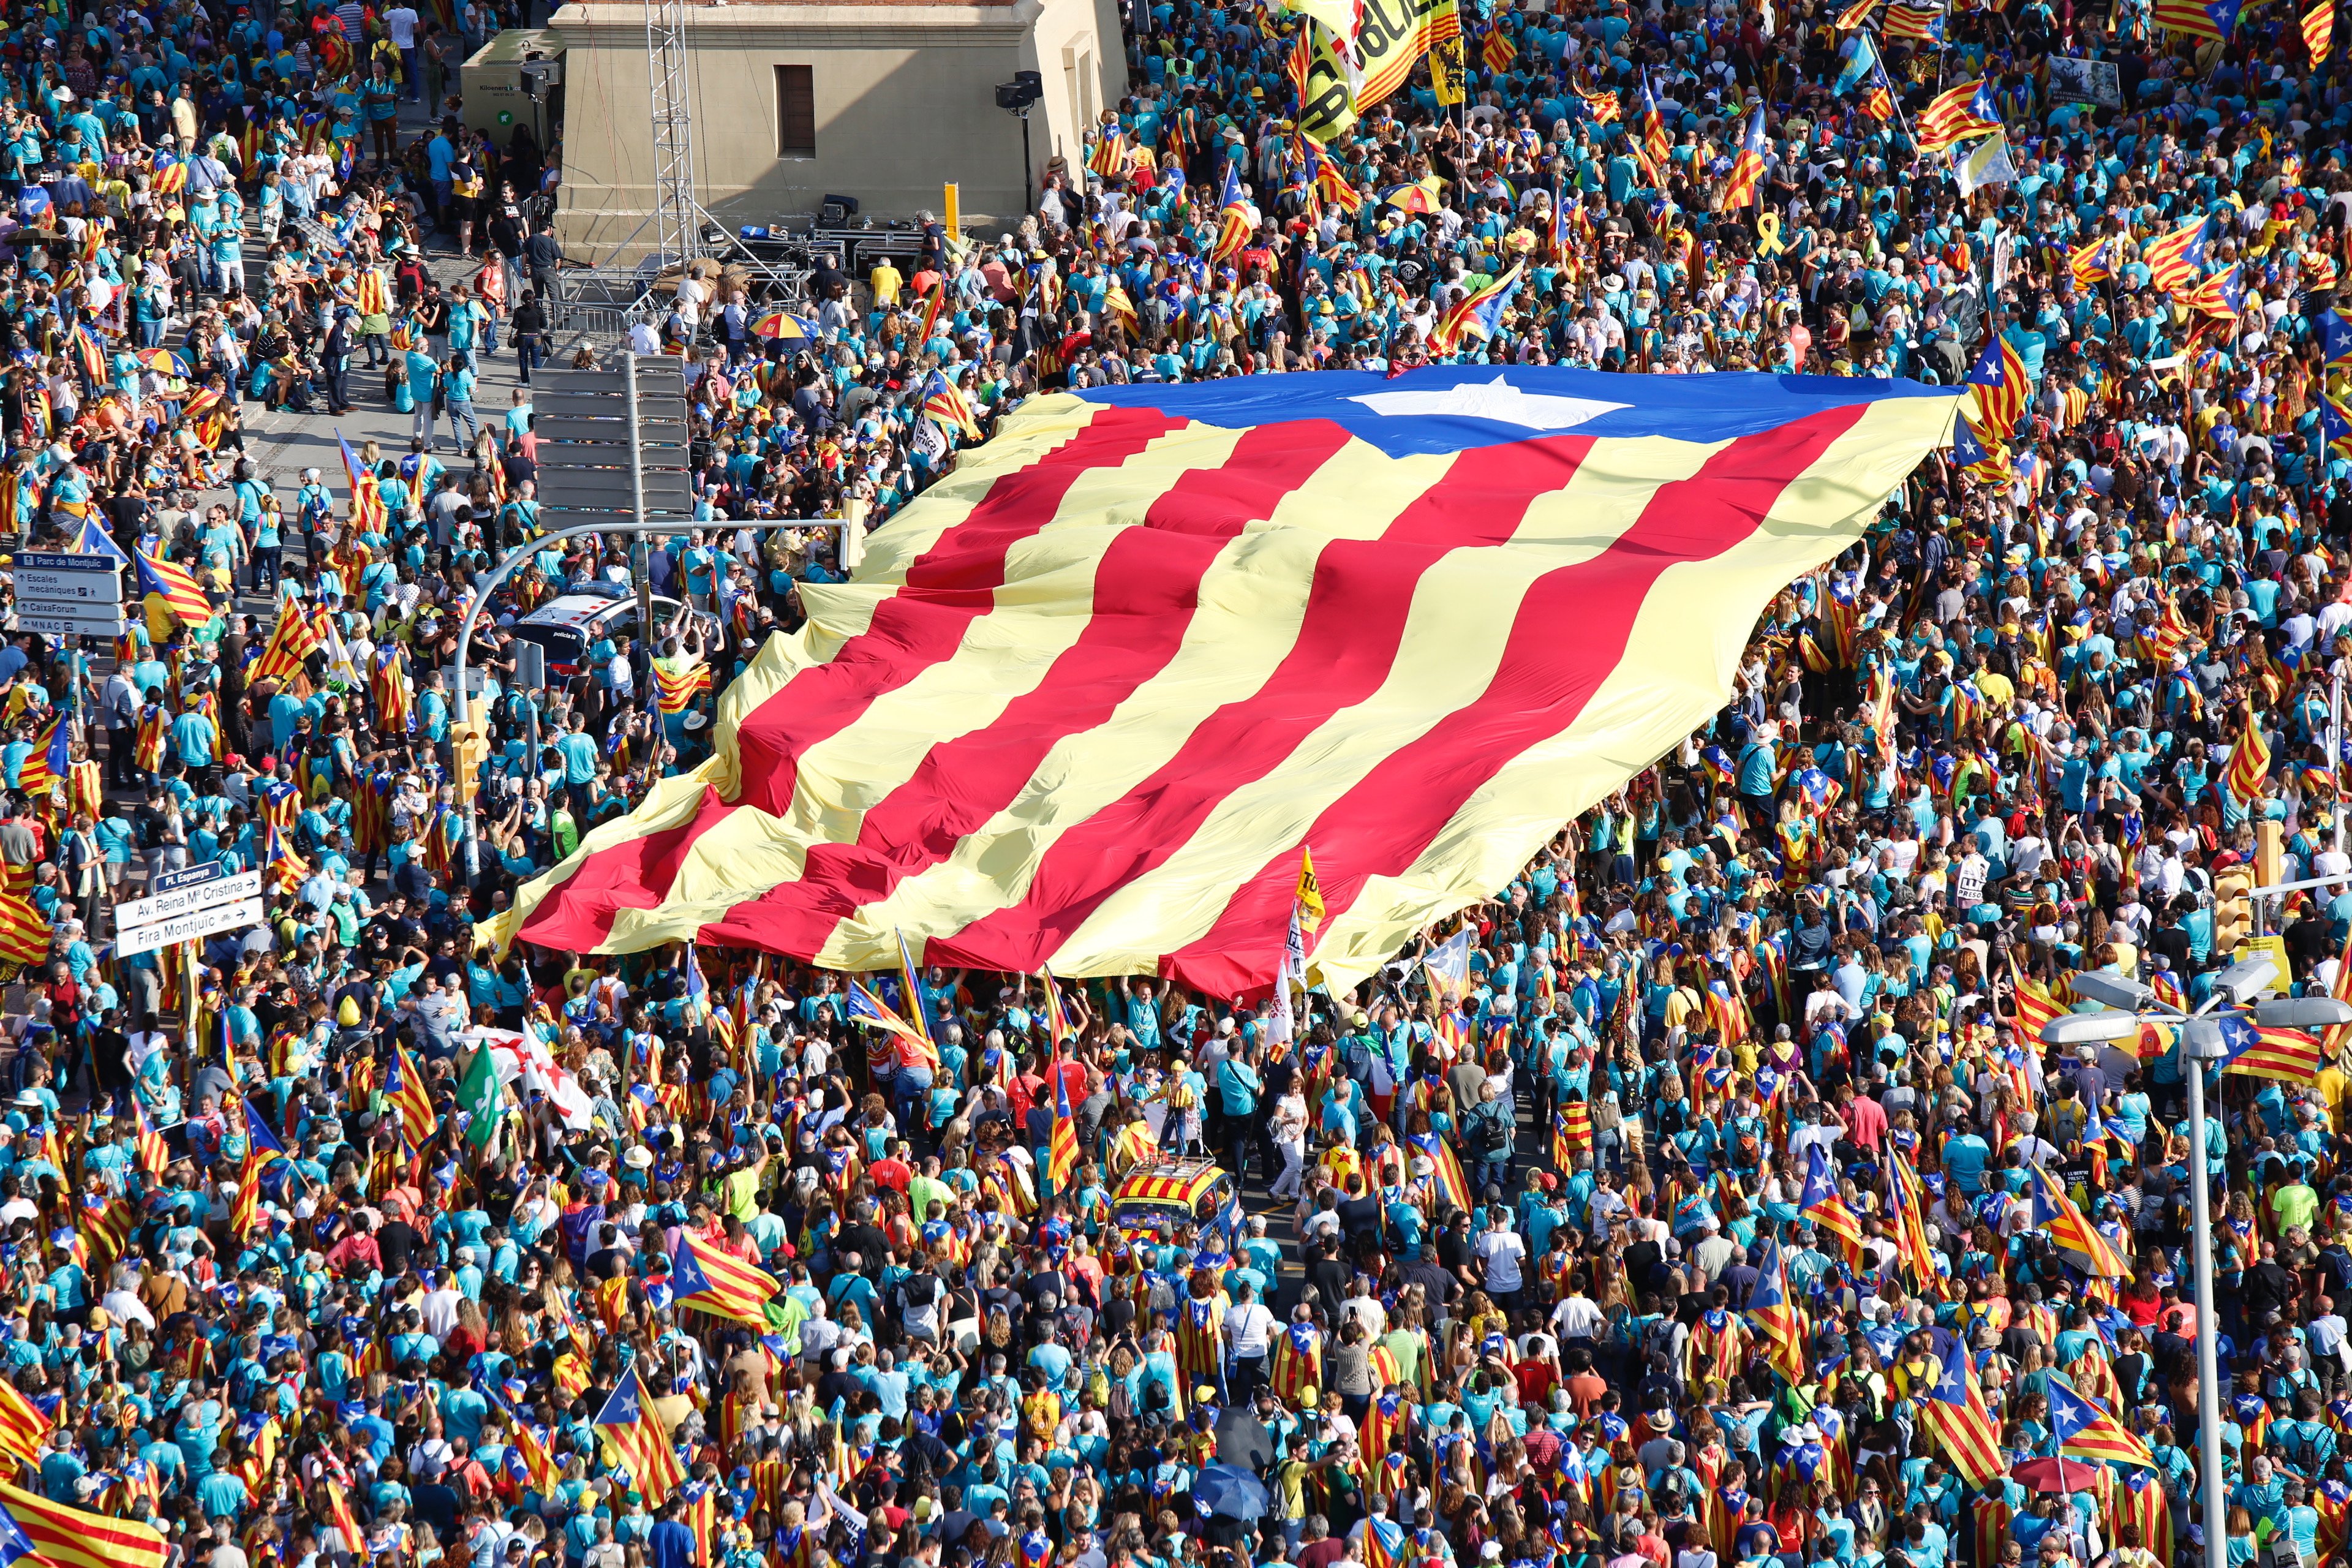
[491,366,1958,991]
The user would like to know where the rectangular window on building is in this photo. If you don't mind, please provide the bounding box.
[776,66,815,159]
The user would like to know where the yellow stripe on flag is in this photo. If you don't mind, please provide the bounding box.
[491,385,1953,994]
[0,1476,169,1568]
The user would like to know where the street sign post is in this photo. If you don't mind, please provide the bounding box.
[113,866,263,933]
[115,862,265,957]
[12,551,128,639]
[10,609,130,639]
[13,552,126,604]
[115,899,265,957]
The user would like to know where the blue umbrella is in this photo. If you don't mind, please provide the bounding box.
[1193,1464,1270,1520]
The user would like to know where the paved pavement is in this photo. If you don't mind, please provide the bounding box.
[224,263,535,507]
[205,91,541,521]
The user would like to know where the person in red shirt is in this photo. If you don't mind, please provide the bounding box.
[325,1213,383,1276]
[1564,1348,1610,1419]
[869,1138,914,1195]
[1513,1344,1561,1408]
[1840,1084,1888,1152]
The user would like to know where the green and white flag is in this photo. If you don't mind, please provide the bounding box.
[457,1042,503,1150]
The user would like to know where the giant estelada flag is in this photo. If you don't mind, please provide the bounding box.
[494,367,1957,991]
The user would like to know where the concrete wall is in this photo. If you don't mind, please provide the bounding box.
[548,0,1125,258]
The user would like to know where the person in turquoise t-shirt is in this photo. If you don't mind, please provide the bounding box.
[172,707,218,777]
[441,356,480,445]
[405,341,441,450]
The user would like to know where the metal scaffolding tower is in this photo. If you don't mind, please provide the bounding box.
[644,0,703,265]
[545,0,815,349]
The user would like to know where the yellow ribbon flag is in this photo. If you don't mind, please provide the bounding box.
[1296,846,1325,933]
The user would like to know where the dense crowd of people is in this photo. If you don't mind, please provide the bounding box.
[4,2,2352,1568]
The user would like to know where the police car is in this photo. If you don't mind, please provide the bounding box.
[510,587,684,679]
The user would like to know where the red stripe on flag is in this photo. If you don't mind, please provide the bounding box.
[521,408,1182,953]
[922,432,1602,970]
[1167,406,1868,991]
[516,785,737,950]
[704,421,1354,955]
[732,407,1186,805]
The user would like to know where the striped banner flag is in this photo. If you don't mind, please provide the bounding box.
[2069,233,2120,290]
[1410,1132,1474,1213]
[668,1231,779,1328]
[15,714,68,800]
[2218,1015,2324,1082]
[1890,1148,1944,1294]
[893,930,941,1066]
[594,1365,684,1505]
[2154,0,2242,39]
[386,1046,436,1150]
[2140,215,2209,293]
[247,599,320,685]
[0,1476,168,1568]
[133,549,213,628]
[133,1104,170,1180]
[0,890,51,968]
[1915,78,2001,153]
[2027,1166,2133,1278]
[1047,1045,1080,1192]
[323,1478,366,1558]
[2307,0,2334,59]
[1918,1330,2007,1485]
[2224,716,2272,799]
[1212,161,1254,263]
[1964,333,2030,438]
[2187,262,2247,319]
[1430,262,1525,355]
[339,434,386,532]
[1039,967,1077,1047]
[2009,974,2065,1046]
[845,980,934,1069]
[1554,1098,1592,1168]
[1719,107,1769,210]
[1880,0,1945,42]
[653,659,712,715]
[0,1377,53,1464]
[1744,1238,1806,1385]
[1638,73,1670,164]
[2049,1372,2157,1469]
[489,370,1953,989]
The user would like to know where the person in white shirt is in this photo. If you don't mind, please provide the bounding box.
[1268,1088,1309,1200]
[420,1270,464,1338]
[385,4,421,98]
[1550,1286,1605,1342]
[2307,1295,2351,1379]
[1338,1281,1385,1340]
[1474,1205,1526,1302]
[1222,1281,1276,1396]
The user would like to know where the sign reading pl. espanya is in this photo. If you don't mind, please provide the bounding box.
[114,862,265,957]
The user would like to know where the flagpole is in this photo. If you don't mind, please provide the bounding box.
[2185,1052,2230,1568]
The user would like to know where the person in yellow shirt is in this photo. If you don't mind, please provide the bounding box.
[869,258,904,308]
[1664,976,1705,1033]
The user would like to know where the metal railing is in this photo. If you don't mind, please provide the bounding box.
[553,303,638,356]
